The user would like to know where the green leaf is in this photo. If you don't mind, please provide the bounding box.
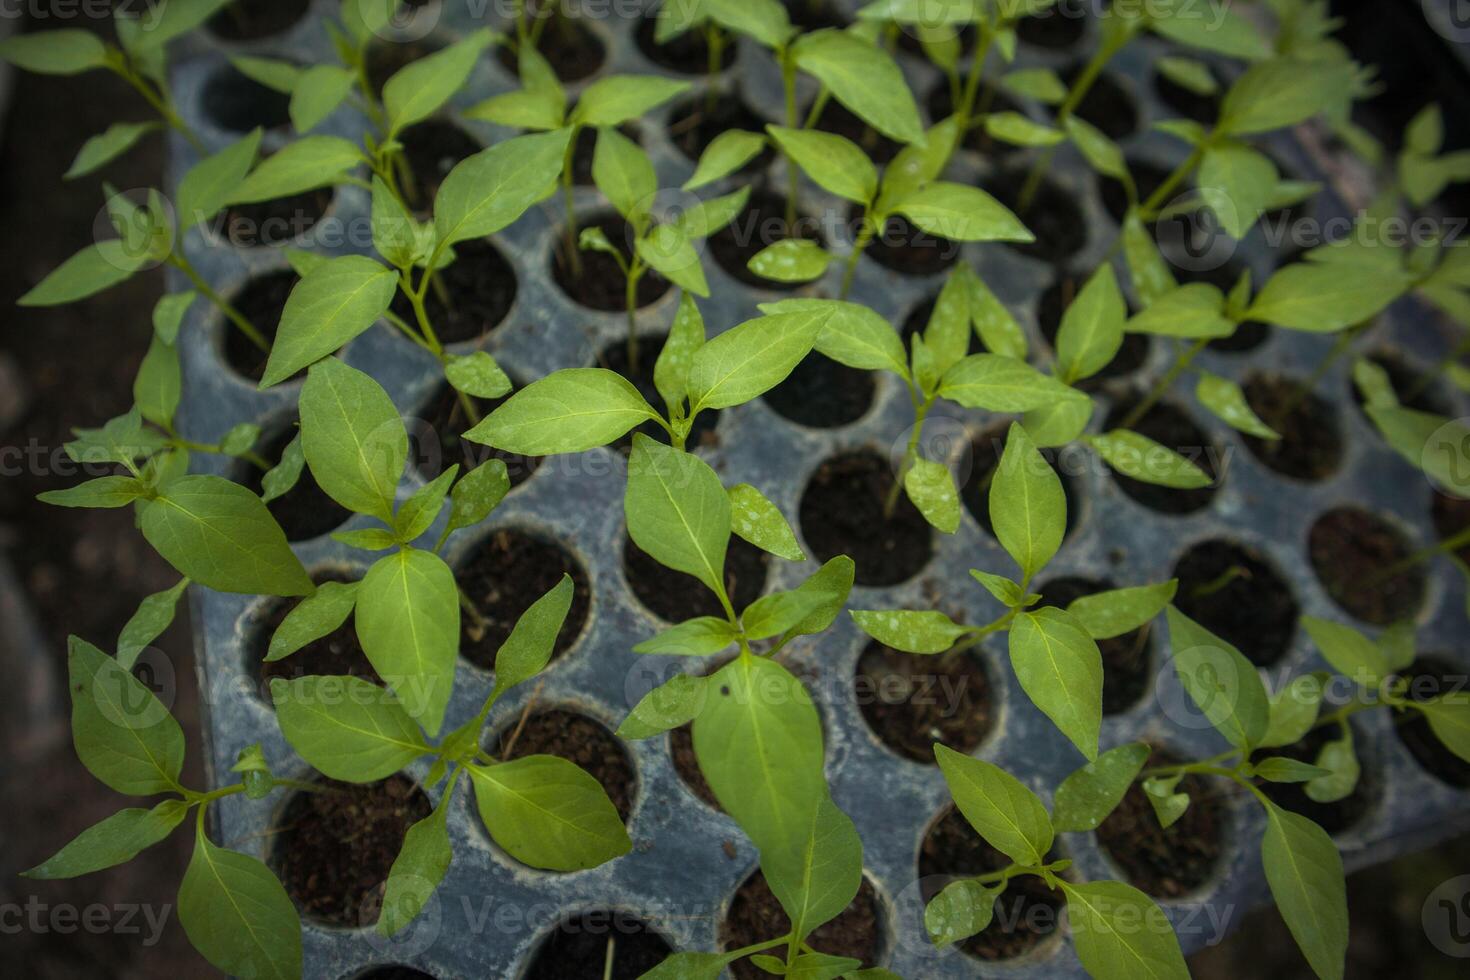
[1220,58,1355,136]
[939,354,1083,412]
[1062,879,1189,980]
[152,291,196,344]
[728,483,804,561]
[140,475,312,595]
[1196,372,1279,439]
[618,674,710,738]
[1087,430,1212,489]
[1024,397,1093,449]
[265,581,359,662]
[693,655,825,849]
[1254,757,1332,783]
[985,111,1065,147]
[570,74,690,126]
[179,822,302,980]
[654,292,706,411]
[637,223,709,296]
[384,29,493,134]
[23,800,188,879]
[626,436,730,596]
[851,609,968,654]
[990,422,1066,578]
[1420,696,1470,764]
[893,182,1033,242]
[335,528,398,551]
[1261,674,1325,748]
[1067,581,1177,641]
[227,135,361,204]
[767,126,878,205]
[638,952,741,980]
[593,126,656,225]
[673,187,749,240]
[1121,210,1177,308]
[687,308,828,413]
[1052,742,1151,832]
[370,174,418,268]
[1306,733,1360,803]
[133,333,181,428]
[781,557,855,641]
[920,268,971,377]
[964,268,1027,358]
[38,476,147,510]
[933,743,1052,865]
[906,456,960,533]
[117,578,189,670]
[68,636,184,795]
[1366,406,1470,499]
[1056,265,1125,384]
[435,129,573,247]
[1009,607,1103,760]
[394,467,457,544]
[635,616,739,656]
[1302,616,1387,688]
[764,299,906,378]
[0,30,107,74]
[970,569,1026,608]
[261,256,397,387]
[466,368,658,454]
[748,239,835,283]
[704,0,793,47]
[1001,67,1067,102]
[229,55,301,93]
[445,351,512,400]
[289,64,354,132]
[177,130,261,226]
[1249,262,1409,333]
[1125,283,1232,338]
[17,240,146,306]
[260,434,305,504]
[271,675,429,782]
[466,86,565,130]
[792,29,922,143]
[1143,775,1190,828]
[684,130,766,190]
[760,794,863,943]
[377,788,454,936]
[1157,56,1217,95]
[1065,115,1126,179]
[1200,143,1278,239]
[491,576,574,696]
[356,549,459,736]
[925,878,1003,946]
[64,122,159,180]
[1165,606,1270,751]
[1262,803,1348,980]
[469,755,631,870]
[299,358,407,522]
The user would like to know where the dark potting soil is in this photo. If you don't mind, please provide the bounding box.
[668,95,775,174]
[1258,723,1373,835]
[570,124,642,186]
[985,170,1088,264]
[1153,67,1222,125]
[356,968,435,980]
[722,872,881,979]
[780,0,851,31]
[553,214,671,311]
[1036,274,1150,387]
[201,65,291,133]
[762,352,876,428]
[414,380,540,487]
[390,237,517,343]
[1095,749,1227,898]
[1308,507,1426,626]
[669,723,722,810]
[862,212,962,277]
[1241,374,1343,481]
[455,528,592,667]
[624,534,769,622]
[1064,65,1139,140]
[1100,159,1169,226]
[1103,398,1220,515]
[635,12,735,74]
[254,571,381,694]
[813,100,903,166]
[241,423,353,542]
[1431,490,1470,565]
[900,294,984,355]
[925,82,1026,158]
[1172,540,1298,667]
[856,642,995,762]
[800,452,934,587]
[524,911,672,979]
[1016,0,1089,50]
[1035,578,1152,714]
[919,807,1062,960]
[1207,318,1271,353]
[492,709,635,820]
[1395,658,1470,788]
[271,775,431,927]
[223,269,298,381]
[1352,350,1448,417]
[709,192,821,291]
[222,187,333,248]
[495,16,606,83]
[366,38,442,98]
[207,0,310,41]
[599,334,720,451]
[962,426,1080,540]
[396,120,481,210]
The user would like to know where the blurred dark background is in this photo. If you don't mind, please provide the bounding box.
[0,3,1467,977]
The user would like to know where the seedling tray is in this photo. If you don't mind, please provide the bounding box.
[169,3,1470,976]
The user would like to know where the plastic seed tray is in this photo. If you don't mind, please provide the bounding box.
[166,2,1470,976]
